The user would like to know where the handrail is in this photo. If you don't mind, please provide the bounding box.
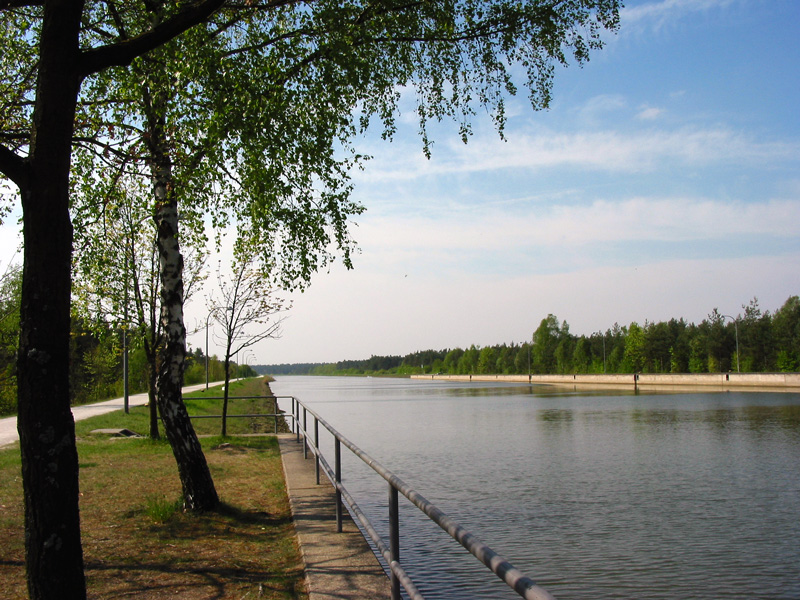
[303,432,425,599]
[185,395,293,434]
[184,395,295,401]
[288,395,556,600]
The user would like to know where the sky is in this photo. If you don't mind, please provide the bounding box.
[3,0,799,366]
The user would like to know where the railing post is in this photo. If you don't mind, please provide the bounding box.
[294,398,299,441]
[389,484,401,600]
[335,438,343,533]
[303,407,308,459]
[274,396,279,434]
[314,417,320,485]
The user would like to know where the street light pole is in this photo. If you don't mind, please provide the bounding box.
[205,309,217,391]
[242,350,255,378]
[123,257,129,413]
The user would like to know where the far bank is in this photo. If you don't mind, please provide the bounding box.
[412,372,800,392]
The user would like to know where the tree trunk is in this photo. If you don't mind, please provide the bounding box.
[155,194,219,510]
[148,386,160,439]
[145,345,160,440]
[221,353,231,437]
[149,107,218,510]
[16,0,87,597]
[139,265,161,440]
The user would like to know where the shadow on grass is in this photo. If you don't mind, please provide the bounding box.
[102,500,301,598]
[82,559,305,599]
[124,498,293,541]
[216,501,292,527]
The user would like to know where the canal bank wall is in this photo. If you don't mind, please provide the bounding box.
[411,372,800,391]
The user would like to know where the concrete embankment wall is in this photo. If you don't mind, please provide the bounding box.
[411,372,800,392]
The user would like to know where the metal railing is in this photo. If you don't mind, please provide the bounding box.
[186,395,293,434]
[286,395,556,600]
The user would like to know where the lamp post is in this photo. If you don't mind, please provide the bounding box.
[722,314,740,373]
[122,277,129,413]
[243,350,255,378]
[205,310,214,390]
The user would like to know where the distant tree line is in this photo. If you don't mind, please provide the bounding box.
[255,363,325,375]
[263,296,800,377]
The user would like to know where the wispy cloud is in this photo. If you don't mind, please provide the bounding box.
[575,94,628,124]
[356,126,799,181]
[636,106,664,120]
[622,0,737,32]
[357,196,800,257]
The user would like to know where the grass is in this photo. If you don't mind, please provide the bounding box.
[0,377,307,599]
[144,493,184,523]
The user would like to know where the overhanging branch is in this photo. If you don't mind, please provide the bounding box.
[0,144,30,190]
[78,0,229,78]
[0,0,44,8]
[77,0,300,78]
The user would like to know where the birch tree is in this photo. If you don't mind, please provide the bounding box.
[72,170,207,440]
[210,257,285,437]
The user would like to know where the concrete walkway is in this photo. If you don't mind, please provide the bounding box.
[278,433,390,600]
[0,381,225,449]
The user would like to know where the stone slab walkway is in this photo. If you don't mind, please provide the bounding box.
[278,433,390,600]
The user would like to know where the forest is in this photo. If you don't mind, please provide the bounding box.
[0,264,256,416]
[262,296,800,377]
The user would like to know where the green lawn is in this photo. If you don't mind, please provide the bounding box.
[0,377,306,600]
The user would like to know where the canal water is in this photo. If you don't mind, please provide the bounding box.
[270,376,800,599]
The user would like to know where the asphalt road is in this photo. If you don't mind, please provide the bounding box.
[0,381,225,450]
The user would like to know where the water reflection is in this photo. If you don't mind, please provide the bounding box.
[537,409,575,423]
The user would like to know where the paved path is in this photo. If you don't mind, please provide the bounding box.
[278,433,390,600]
[0,381,224,449]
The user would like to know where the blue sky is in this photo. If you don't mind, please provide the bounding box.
[228,0,799,365]
[3,0,798,366]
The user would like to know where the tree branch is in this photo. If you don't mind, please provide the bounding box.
[0,0,44,8]
[102,0,130,40]
[0,143,30,189]
[73,135,140,162]
[220,25,315,59]
[78,0,305,78]
[78,0,229,78]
